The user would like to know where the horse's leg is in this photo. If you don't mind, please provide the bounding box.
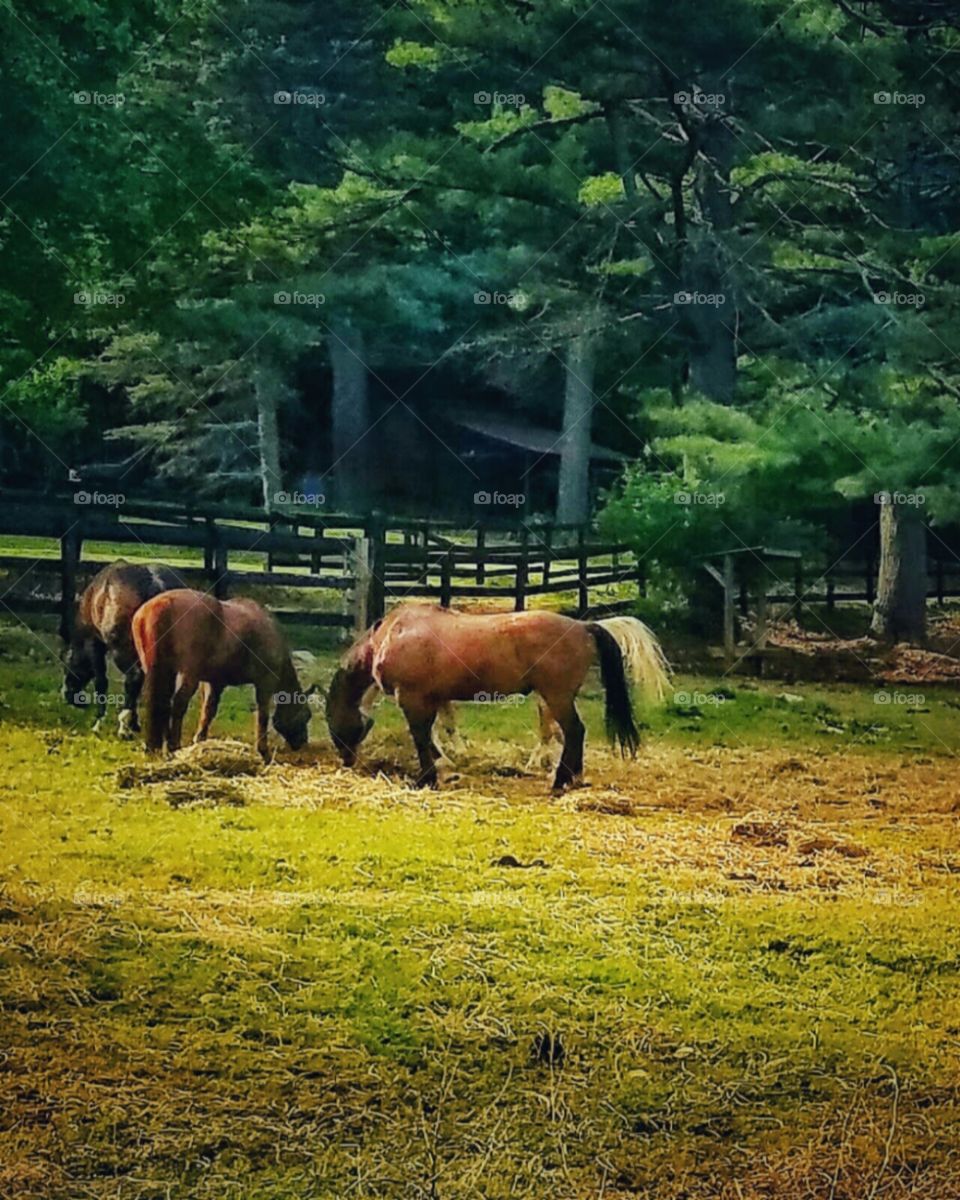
[525,695,563,773]
[436,701,465,762]
[168,676,199,753]
[254,685,272,760]
[91,640,109,732]
[401,698,441,788]
[193,684,222,743]
[115,650,143,737]
[144,661,177,755]
[540,692,585,792]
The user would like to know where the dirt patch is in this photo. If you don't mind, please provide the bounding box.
[762,617,960,684]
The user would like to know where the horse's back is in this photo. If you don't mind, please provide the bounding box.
[132,589,219,673]
[371,604,591,699]
[81,560,184,648]
[133,590,289,687]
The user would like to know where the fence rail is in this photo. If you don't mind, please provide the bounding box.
[0,491,643,635]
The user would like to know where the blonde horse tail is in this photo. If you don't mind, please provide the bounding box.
[596,616,671,704]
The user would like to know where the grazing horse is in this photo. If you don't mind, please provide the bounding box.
[326,604,669,790]
[132,589,310,758]
[61,561,184,736]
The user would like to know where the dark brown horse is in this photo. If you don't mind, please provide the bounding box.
[326,604,669,790]
[61,560,184,735]
[132,589,310,758]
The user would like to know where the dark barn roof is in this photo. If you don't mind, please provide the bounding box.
[449,414,627,463]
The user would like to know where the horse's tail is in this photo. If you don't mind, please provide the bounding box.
[588,623,640,757]
[132,601,176,753]
[588,617,671,758]
[596,616,671,703]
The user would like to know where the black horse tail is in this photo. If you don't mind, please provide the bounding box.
[588,623,640,757]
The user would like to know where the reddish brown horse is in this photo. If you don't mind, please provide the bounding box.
[326,604,669,790]
[132,589,310,758]
[61,560,184,735]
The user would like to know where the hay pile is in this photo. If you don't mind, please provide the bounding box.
[117,738,264,807]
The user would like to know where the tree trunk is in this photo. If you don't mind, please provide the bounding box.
[870,499,927,642]
[556,333,594,525]
[253,367,282,512]
[686,80,737,405]
[328,324,370,511]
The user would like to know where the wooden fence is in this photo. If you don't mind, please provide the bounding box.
[0,490,644,635]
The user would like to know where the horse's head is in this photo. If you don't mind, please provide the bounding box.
[272,688,312,750]
[326,665,373,766]
[61,637,95,707]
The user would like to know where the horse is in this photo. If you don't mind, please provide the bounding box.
[131,589,311,758]
[61,560,185,736]
[326,604,669,790]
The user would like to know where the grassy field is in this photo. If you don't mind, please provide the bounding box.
[2,615,960,1198]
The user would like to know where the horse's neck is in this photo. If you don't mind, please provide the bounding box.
[277,655,301,694]
[340,647,375,701]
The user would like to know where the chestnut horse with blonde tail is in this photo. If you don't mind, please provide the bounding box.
[326,604,669,790]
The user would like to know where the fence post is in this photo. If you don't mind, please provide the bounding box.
[204,521,228,598]
[722,552,736,664]
[365,513,386,623]
[515,528,529,611]
[636,557,647,599]
[440,549,454,607]
[793,559,803,607]
[213,541,229,600]
[476,527,485,585]
[577,528,589,617]
[738,576,749,618]
[352,536,373,633]
[543,523,553,587]
[866,556,876,605]
[936,552,945,606]
[755,564,769,650]
[203,517,216,574]
[826,573,835,611]
[59,524,83,642]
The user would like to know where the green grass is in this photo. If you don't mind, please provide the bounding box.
[1,613,959,1198]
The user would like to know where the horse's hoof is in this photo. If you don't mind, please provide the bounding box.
[92,718,106,734]
[117,710,135,739]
